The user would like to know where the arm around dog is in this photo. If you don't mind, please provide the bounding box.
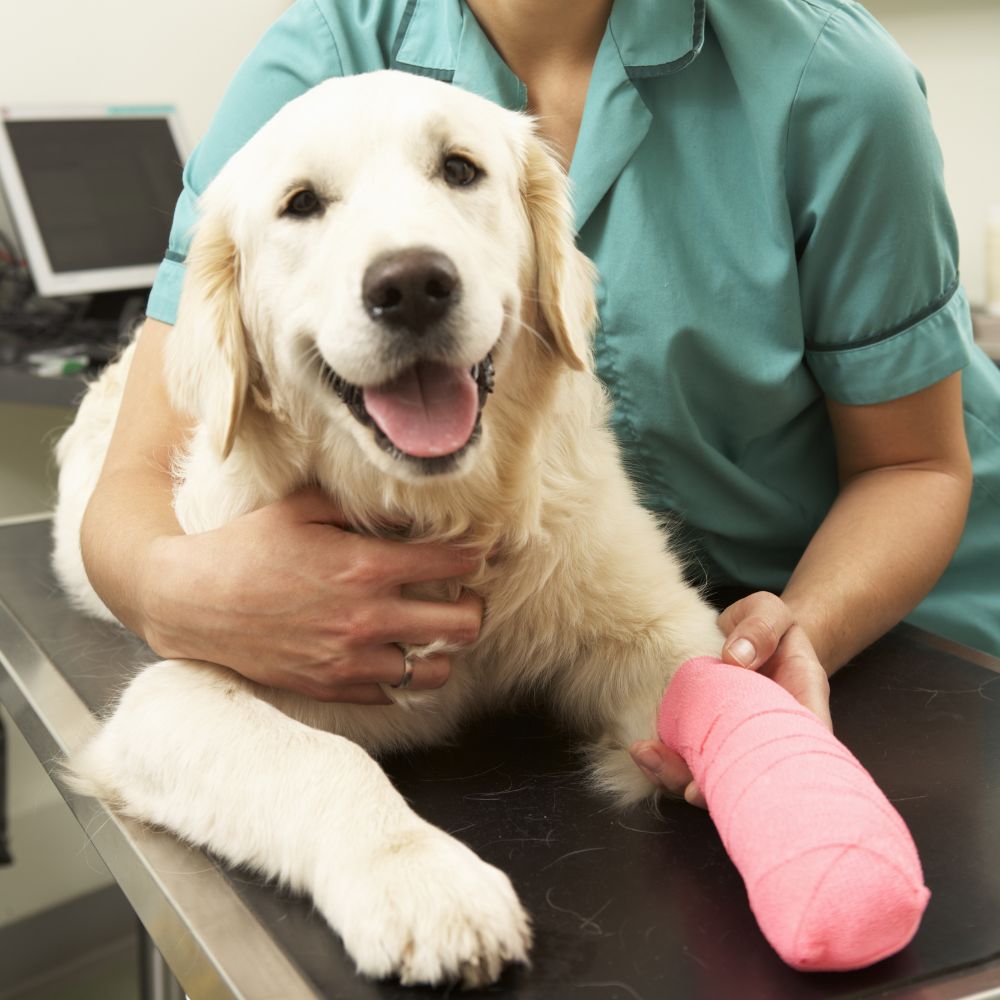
[80,318,190,640]
[80,319,485,704]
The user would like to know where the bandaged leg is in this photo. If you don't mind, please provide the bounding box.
[658,657,929,971]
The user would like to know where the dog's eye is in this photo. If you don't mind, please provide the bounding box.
[443,155,480,188]
[283,188,322,218]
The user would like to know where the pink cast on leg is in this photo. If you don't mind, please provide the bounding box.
[657,657,929,972]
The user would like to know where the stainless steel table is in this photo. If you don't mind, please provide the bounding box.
[1,516,998,1000]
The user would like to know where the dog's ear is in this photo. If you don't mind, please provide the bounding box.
[166,211,250,460]
[521,137,597,372]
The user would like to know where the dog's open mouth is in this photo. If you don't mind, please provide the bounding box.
[320,356,495,471]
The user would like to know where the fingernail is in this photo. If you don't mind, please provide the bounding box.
[727,638,756,667]
[684,782,701,804]
[634,748,662,774]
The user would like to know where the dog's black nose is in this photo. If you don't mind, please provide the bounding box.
[362,249,460,333]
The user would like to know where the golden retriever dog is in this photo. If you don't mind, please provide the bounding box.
[52,71,723,988]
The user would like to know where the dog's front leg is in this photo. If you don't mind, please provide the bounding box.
[71,660,530,987]
[562,587,724,806]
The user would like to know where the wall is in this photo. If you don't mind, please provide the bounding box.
[0,0,289,242]
[865,0,1000,308]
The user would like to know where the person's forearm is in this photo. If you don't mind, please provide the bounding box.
[781,463,972,674]
[80,463,183,639]
[78,317,189,642]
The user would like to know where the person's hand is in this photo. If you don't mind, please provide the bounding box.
[629,591,831,807]
[137,487,485,703]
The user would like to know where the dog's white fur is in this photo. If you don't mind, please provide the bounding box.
[53,72,723,988]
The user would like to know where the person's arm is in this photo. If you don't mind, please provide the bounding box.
[81,319,485,704]
[715,373,972,673]
[781,372,972,668]
[80,319,190,638]
[631,7,977,803]
[630,372,972,803]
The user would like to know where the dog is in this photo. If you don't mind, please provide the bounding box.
[52,70,723,988]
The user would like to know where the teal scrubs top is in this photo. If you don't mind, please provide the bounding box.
[148,0,1000,656]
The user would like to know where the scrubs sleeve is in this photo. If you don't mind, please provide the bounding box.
[787,4,972,406]
[147,0,344,324]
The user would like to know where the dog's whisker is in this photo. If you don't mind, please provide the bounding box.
[297,339,325,371]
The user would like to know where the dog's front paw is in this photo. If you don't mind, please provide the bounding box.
[319,824,531,988]
[586,741,658,807]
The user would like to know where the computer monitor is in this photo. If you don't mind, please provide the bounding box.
[0,104,187,298]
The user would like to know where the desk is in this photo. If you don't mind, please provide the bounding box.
[1,517,998,1000]
[0,366,85,407]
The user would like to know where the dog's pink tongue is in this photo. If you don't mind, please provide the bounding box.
[362,361,478,458]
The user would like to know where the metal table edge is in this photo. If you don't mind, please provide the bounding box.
[0,593,320,1000]
[894,957,1000,1000]
[892,623,1000,675]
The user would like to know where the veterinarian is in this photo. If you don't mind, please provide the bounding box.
[78,0,1000,806]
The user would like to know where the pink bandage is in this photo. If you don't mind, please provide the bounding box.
[657,657,929,971]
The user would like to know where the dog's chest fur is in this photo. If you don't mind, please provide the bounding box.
[170,375,671,711]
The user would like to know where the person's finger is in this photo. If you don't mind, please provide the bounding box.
[280,490,486,576]
[268,489,484,588]
[378,653,454,703]
[629,740,694,798]
[770,626,833,730]
[396,653,452,692]
[303,681,394,705]
[270,485,354,528]
[683,781,707,810]
[340,536,484,590]
[719,592,795,669]
[374,590,484,648]
[321,641,416,688]
[313,644,453,694]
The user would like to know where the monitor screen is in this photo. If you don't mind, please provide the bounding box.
[0,107,186,297]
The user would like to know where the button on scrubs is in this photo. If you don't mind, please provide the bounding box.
[148,0,1000,655]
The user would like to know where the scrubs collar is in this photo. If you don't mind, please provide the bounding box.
[391,0,705,230]
[391,0,705,87]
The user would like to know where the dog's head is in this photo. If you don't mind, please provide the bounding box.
[169,71,596,486]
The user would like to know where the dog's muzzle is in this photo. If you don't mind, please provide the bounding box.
[320,354,495,475]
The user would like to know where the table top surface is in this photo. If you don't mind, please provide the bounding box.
[1,516,998,1000]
